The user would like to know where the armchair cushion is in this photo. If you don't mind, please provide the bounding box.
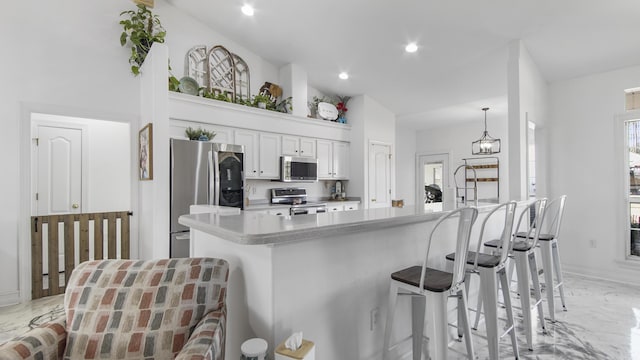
[0,316,66,360]
[175,307,226,360]
[63,258,228,360]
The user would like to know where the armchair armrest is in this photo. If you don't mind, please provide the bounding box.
[0,316,66,360]
[175,307,227,360]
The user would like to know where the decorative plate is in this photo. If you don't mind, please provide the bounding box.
[317,102,338,120]
[178,76,199,95]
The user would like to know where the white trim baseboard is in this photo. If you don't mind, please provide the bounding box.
[0,291,21,308]
[563,264,640,288]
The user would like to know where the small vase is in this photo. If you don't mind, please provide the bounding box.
[198,135,209,141]
[338,116,347,124]
[258,102,266,109]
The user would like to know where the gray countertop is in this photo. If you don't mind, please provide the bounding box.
[180,205,446,245]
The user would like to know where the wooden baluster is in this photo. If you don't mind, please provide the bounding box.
[48,216,59,296]
[94,214,103,260]
[63,215,74,292]
[79,214,90,263]
[31,217,43,299]
[120,212,130,259]
[107,212,117,259]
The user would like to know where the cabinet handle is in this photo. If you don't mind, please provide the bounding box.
[260,170,264,173]
[253,170,257,173]
[372,199,377,202]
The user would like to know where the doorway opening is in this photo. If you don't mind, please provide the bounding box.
[417,153,449,212]
[28,112,132,296]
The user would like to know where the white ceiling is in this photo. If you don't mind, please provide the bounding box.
[166,0,640,129]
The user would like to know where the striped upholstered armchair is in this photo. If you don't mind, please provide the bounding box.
[0,258,228,360]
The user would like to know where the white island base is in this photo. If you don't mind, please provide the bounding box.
[181,206,501,359]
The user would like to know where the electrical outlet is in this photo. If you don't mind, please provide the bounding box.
[370,307,379,331]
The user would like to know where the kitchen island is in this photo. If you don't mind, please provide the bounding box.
[179,205,502,359]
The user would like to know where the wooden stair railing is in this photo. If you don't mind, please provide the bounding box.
[30,211,132,299]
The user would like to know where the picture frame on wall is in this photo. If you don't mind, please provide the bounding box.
[139,123,153,180]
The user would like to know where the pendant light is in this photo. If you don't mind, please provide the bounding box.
[472,107,501,155]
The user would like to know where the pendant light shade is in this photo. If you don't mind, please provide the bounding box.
[472,107,501,155]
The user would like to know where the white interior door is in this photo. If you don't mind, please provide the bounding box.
[368,142,391,208]
[36,126,83,216]
[34,125,83,274]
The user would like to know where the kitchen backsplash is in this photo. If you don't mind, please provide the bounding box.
[246,179,339,201]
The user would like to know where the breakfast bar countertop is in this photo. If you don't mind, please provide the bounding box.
[180,205,448,245]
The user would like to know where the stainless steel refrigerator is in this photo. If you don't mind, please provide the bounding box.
[170,139,244,257]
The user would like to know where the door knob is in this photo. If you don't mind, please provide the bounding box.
[72,203,79,209]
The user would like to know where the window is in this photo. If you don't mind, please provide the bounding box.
[627,119,640,257]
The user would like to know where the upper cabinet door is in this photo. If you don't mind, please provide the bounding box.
[333,142,350,179]
[234,130,259,178]
[316,140,333,179]
[299,137,316,158]
[281,135,300,156]
[259,133,281,178]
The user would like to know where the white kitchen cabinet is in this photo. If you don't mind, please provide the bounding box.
[234,130,281,179]
[268,208,289,216]
[234,130,259,177]
[317,140,350,179]
[282,135,316,158]
[343,202,359,211]
[327,204,344,212]
[259,133,281,178]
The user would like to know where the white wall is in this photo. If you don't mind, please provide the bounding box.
[507,41,549,201]
[548,64,640,284]
[0,0,286,304]
[347,95,397,208]
[413,119,509,205]
[395,125,417,205]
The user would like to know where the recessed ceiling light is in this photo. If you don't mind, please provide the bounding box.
[405,42,418,53]
[241,4,254,16]
[338,72,349,80]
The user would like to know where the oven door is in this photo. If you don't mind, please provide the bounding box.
[290,207,309,216]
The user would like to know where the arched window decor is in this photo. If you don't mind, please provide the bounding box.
[232,53,250,102]
[185,45,208,89]
[208,45,236,102]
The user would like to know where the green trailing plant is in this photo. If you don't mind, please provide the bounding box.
[185,127,216,141]
[252,93,273,106]
[168,75,180,92]
[119,4,166,75]
[276,96,293,113]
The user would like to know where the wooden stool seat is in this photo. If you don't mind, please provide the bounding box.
[484,238,534,252]
[445,251,501,268]
[391,266,453,292]
[516,231,555,241]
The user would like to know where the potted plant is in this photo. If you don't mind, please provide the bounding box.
[252,93,272,109]
[119,4,166,75]
[185,127,216,141]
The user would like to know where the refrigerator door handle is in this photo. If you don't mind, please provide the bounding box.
[175,233,190,240]
[208,150,216,206]
[212,149,221,206]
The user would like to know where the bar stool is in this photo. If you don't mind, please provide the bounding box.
[445,201,519,360]
[483,199,548,351]
[516,195,567,322]
[383,207,478,360]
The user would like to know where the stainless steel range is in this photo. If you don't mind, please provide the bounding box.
[270,188,327,215]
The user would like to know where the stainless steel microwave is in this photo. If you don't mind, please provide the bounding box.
[280,156,318,182]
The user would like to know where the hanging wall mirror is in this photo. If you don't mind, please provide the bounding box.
[186,45,208,89]
[208,45,236,101]
[232,53,250,102]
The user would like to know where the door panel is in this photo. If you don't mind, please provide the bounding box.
[37,126,82,216]
[369,143,391,208]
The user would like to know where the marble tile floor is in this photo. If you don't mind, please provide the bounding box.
[0,273,638,359]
